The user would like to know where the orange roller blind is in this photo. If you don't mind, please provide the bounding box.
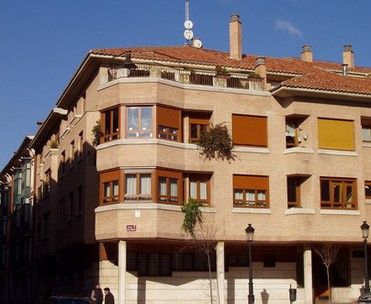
[318,118,354,151]
[232,114,267,147]
[233,175,269,190]
[157,105,181,130]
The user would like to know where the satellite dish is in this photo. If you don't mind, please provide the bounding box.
[192,39,203,49]
[184,20,193,30]
[184,29,194,40]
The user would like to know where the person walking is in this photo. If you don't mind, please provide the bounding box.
[103,287,115,304]
[90,283,103,304]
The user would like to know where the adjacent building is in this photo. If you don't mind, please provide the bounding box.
[1,15,371,304]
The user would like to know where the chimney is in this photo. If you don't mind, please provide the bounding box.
[254,56,267,88]
[343,45,354,68]
[229,15,242,60]
[301,45,313,62]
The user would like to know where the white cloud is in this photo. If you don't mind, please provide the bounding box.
[275,19,303,38]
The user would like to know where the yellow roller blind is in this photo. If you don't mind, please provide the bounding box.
[318,118,355,151]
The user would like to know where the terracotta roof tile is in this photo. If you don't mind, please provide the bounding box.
[278,68,371,95]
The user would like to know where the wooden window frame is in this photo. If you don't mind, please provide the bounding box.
[287,176,301,208]
[157,169,182,205]
[126,106,153,138]
[158,125,178,141]
[124,173,152,200]
[365,181,371,199]
[188,174,211,206]
[188,115,210,143]
[361,117,371,143]
[101,107,120,143]
[233,175,269,208]
[320,177,357,209]
[99,169,122,205]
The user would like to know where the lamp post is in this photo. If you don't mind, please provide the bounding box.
[245,224,255,304]
[361,220,370,293]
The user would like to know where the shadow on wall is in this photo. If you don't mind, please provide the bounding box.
[261,289,269,304]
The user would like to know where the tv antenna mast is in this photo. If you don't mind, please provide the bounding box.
[183,0,203,48]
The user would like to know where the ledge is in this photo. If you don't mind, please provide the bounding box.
[45,148,58,158]
[95,203,216,213]
[365,199,371,205]
[283,147,314,155]
[319,209,360,216]
[97,77,271,97]
[60,127,70,139]
[232,208,271,214]
[363,142,371,148]
[318,149,358,157]
[285,208,316,215]
[234,146,270,154]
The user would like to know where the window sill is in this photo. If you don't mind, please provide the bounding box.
[319,209,360,216]
[366,199,371,205]
[232,208,271,214]
[96,202,182,213]
[362,142,371,148]
[285,208,315,215]
[318,149,357,157]
[283,147,314,154]
[234,146,270,154]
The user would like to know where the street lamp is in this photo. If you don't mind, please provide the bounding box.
[245,224,255,304]
[361,220,370,293]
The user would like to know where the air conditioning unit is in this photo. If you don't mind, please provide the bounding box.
[116,68,130,78]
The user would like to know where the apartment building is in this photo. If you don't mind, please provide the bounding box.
[0,136,35,304]
[1,15,371,304]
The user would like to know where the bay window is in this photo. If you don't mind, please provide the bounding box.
[320,177,357,209]
[99,170,122,204]
[157,169,182,204]
[157,105,181,142]
[126,106,153,138]
[101,107,120,143]
[233,175,269,208]
[125,173,152,200]
[188,113,210,143]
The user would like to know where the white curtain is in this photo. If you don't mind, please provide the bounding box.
[104,182,111,198]
[113,181,119,196]
[247,190,255,201]
[190,181,197,199]
[257,191,266,201]
[363,127,371,141]
[159,177,167,195]
[126,175,137,195]
[200,182,207,200]
[286,124,296,137]
[234,190,243,200]
[140,175,151,195]
[170,179,178,196]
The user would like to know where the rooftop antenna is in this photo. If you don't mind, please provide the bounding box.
[183,0,203,48]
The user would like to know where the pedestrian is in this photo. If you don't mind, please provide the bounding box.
[104,287,115,304]
[90,283,103,304]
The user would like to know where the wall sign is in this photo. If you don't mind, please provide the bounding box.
[126,224,137,232]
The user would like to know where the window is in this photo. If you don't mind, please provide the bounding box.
[320,177,357,209]
[69,192,74,218]
[285,115,308,148]
[101,107,120,142]
[362,117,371,142]
[70,140,75,163]
[189,73,213,86]
[127,106,152,138]
[124,173,152,200]
[365,182,371,199]
[263,255,276,268]
[157,170,182,205]
[43,170,51,197]
[232,114,268,147]
[77,186,83,214]
[226,253,249,268]
[287,176,304,208]
[157,106,181,142]
[233,175,269,208]
[318,118,355,151]
[100,170,121,204]
[188,113,210,143]
[78,131,84,159]
[161,71,175,81]
[189,175,211,205]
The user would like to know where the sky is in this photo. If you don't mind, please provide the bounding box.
[1,0,371,169]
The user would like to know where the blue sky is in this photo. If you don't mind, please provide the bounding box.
[1,0,371,168]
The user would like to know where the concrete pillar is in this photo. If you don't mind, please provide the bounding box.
[118,241,127,304]
[216,242,225,304]
[304,246,313,304]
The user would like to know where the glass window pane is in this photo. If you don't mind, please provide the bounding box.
[105,111,111,134]
[287,178,297,203]
[333,184,341,202]
[140,174,151,196]
[189,181,197,199]
[159,177,167,196]
[113,181,119,197]
[113,108,119,134]
[170,179,178,196]
[366,184,371,198]
[345,185,353,203]
[246,190,255,202]
[257,190,266,201]
[321,180,330,201]
[234,190,243,200]
[127,108,139,132]
[125,175,137,195]
[141,107,152,133]
[200,182,207,200]
[104,182,110,198]
[190,124,198,139]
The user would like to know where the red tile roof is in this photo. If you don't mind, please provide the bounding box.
[276,68,371,96]
[91,45,371,75]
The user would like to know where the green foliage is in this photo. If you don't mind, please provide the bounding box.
[181,199,203,237]
[215,65,229,77]
[92,120,101,147]
[197,123,235,161]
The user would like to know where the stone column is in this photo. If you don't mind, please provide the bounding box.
[118,241,127,304]
[216,242,225,304]
[304,246,313,304]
